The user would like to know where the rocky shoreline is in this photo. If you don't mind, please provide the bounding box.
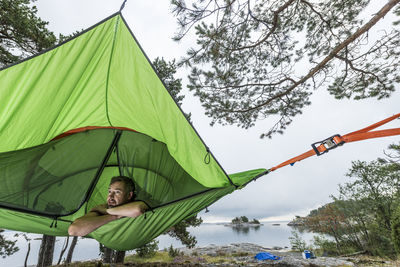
[176,243,356,266]
[47,242,395,266]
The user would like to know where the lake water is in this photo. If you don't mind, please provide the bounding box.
[1,222,314,267]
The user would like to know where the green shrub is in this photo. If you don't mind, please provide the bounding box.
[168,245,181,258]
[313,235,338,256]
[191,251,199,256]
[135,239,159,258]
[368,224,396,258]
[289,230,307,251]
[392,205,400,254]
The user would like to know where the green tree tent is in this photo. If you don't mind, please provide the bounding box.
[0,12,266,250]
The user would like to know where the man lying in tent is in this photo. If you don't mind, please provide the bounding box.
[68,176,148,236]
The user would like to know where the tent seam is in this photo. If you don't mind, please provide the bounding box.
[105,15,121,127]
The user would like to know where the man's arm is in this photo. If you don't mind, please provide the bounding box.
[106,201,148,218]
[68,211,119,237]
[68,201,148,236]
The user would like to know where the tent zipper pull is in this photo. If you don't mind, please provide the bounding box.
[204,147,211,164]
[49,217,58,228]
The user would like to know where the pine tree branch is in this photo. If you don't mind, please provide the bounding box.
[229,0,400,113]
[233,0,297,51]
[333,54,387,89]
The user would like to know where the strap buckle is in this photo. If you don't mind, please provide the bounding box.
[311,134,345,156]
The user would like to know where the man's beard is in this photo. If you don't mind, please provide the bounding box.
[107,194,131,208]
[107,200,117,208]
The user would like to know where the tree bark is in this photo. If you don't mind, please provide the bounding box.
[37,234,55,267]
[24,242,31,267]
[114,250,126,263]
[102,247,113,263]
[65,236,78,264]
[57,236,69,265]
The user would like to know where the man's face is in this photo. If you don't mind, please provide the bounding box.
[107,181,132,207]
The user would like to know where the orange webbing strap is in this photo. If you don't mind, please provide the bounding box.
[270,113,400,172]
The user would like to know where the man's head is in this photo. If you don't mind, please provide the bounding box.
[107,176,135,207]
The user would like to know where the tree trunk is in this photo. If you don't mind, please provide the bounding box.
[114,250,126,263]
[100,244,126,263]
[65,236,78,264]
[37,234,55,267]
[329,226,342,255]
[57,236,69,264]
[24,242,31,267]
[102,247,113,263]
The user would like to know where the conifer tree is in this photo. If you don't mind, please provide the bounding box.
[172,0,400,138]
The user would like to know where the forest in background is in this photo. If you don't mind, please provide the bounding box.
[290,143,400,258]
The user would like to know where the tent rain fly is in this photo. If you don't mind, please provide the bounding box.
[0,11,266,250]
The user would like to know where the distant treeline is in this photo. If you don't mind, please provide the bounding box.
[231,216,260,224]
[291,143,400,258]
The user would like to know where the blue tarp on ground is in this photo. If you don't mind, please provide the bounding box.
[254,252,281,261]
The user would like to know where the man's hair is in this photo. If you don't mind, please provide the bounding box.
[110,176,135,199]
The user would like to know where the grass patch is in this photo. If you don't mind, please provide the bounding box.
[231,251,251,257]
[200,254,236,264]
[125,251,173,264]
[51,261,109,267]
[130,253,229,265]
[345,255,397,267]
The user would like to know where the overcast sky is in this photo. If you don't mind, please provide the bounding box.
[34,0,400,222]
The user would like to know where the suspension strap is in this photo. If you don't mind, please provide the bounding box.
[270,113,400,172]
[119,0,128,12]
